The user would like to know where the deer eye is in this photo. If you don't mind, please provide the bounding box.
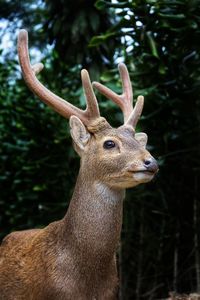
[103,140,116,149]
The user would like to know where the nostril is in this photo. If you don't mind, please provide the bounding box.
[143,158,159,173]
[144,160,151,166]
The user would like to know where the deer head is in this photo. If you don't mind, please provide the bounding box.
[18,29,158,190]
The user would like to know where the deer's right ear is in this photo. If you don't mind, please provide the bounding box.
[70,116,91,154]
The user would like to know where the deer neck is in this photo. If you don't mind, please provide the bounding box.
[62,167,125,261]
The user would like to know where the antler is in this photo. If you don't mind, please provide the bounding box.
[92,63,144,128]
[17,29,100,125]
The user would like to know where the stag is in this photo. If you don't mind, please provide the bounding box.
[0,30,158,300]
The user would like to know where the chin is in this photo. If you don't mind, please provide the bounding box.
[133,172,155,183]
[123,173,155,189]
[107,171,156,189]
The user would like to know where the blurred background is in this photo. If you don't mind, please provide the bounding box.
[0,0,200,299]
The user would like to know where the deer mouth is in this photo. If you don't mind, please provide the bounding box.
[131,170,158,184]
[134,170,156,175]
[128,169,155,174]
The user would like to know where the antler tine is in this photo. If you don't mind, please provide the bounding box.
[93,63,133,123]
[17,29,100,125]
[93,63,144,128]
[81,69,100,120]
[126,95,144,128]
[118,62,133,110]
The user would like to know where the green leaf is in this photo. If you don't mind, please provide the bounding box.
[158,13,186,19]
[146,32,159,58]
[33,184,47,192]
[89,32,116,47]
[95,0,107,10]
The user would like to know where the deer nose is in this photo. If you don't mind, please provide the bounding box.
[143,158,159,173]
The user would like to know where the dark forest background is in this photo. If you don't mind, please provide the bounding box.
[0,0,200,299]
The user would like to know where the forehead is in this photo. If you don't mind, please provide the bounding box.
[96,124,134,137]
[95,125,139,147]
[117,125,135,138]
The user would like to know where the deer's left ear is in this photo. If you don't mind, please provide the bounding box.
[70,116,91,155]
[135,132,148,148]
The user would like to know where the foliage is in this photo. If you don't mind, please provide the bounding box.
[0,0,200,299]
[0,57,77,233]
[43,0,115,71]
[0,0,112,237]
[90,0,200,298]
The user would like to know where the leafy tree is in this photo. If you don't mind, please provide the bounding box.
[90,0,200,298]
[0,0,113,239]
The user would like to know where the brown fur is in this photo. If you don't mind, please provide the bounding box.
[0,118,157,299]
